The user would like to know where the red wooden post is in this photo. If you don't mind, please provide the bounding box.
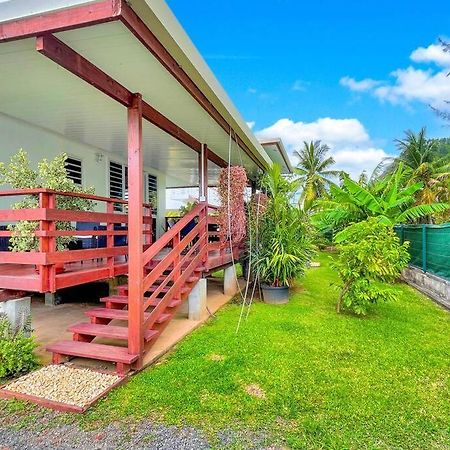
[144,205,152,247]
[107,201,115,277]
[127,93,144,363]
[39,192,56,292]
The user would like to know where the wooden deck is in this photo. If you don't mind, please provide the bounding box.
[0,248,237,293]
[0,259,128,292]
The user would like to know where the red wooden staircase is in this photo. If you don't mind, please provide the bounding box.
[46,203,211,375]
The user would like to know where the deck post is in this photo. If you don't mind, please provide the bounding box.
[199,144,208,202]
[127,93,144,364]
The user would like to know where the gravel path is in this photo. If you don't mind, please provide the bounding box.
[0,422,211,450]
[0,413,277,449]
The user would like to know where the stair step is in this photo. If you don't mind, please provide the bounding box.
[113,286,190,297]
[100,295,184,308]
[85,308,151,321]
[156,313,172,324]
[46,340,138,364]
[68,323,159,342]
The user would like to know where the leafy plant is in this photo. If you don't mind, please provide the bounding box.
[0,150,95,252]
[314,163,449,239]
[333,219,410,315]
[179,199,199,217]
[0,314,38,379]
[253,164,315,287]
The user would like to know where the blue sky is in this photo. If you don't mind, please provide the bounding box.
[167,0,450,177]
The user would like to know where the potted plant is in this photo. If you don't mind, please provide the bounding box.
[0,150,95,269]
[252,164,314,304]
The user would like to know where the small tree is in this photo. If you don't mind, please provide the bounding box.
[0,150,95,252]
[333,219,410,315]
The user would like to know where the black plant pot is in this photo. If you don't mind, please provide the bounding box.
[261,284,289,304]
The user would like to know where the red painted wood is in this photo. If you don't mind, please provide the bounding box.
[0,389,85,414]
[142,216,206,291]
[156,313,172,324]
[0,252,46,265]
[46,340,138,364]
[100,295,184,308]
[85,308,150,322]
[0,208,46,221]
[0,0,121,42]
[127,93,144,362]
[68,323,159,342]
[0,188,130,203]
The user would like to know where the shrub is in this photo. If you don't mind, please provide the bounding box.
[0,314,38,379]
[333,219,410,315]
[0,149,95,252]
[252,164,315,287]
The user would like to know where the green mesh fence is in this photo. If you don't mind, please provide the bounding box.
[395,224,450,280]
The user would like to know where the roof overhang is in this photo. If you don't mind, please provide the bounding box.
[0,0,272,187]
[259,139,293,174]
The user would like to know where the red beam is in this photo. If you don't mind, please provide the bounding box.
[119,2,265,171]
[36,34,227,168]
[0,0,121,42]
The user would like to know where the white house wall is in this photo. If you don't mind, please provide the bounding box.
[0,112,167,236]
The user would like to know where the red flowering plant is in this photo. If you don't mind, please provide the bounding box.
[217,166,248,244]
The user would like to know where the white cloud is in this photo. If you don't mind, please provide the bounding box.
[339,76,382,92]
[373,66,450,105]
[410,43,450,67]
[341,41,450,108]
[246,121,255,130]
[256,117,388,178]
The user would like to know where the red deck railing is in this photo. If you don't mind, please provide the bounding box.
[0,189,152,293]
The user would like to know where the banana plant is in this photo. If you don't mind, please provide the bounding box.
[312,163,449,242]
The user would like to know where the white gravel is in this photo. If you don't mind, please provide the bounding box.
[2,365,122,408]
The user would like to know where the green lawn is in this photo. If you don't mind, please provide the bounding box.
[82,252,450,449]
[1,253,449,449]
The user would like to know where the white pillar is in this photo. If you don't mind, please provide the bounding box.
[187,278,207,321]
[224,265,239,296]
[0,296,31,335]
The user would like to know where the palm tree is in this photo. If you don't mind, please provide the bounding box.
[294,140,341,210]
[380,128,450,205]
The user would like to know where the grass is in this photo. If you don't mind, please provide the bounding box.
[82,252,449,449]
[1,252,449,449]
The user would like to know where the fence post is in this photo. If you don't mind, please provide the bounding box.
[422,224,427,273]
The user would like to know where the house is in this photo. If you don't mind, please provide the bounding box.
[0,0,290,373]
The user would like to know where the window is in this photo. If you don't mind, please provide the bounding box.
[65,157,82,185]
[147,173,158,215]
[109,161,128,211]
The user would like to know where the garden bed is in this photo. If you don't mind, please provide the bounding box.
[0,365,123,413]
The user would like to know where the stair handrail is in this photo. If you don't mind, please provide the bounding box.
[142,202,207,266]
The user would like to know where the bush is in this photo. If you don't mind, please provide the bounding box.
[252,164,315,287]
[333,219,410,315]
[0,315,38,379]
[0,149,95,252]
